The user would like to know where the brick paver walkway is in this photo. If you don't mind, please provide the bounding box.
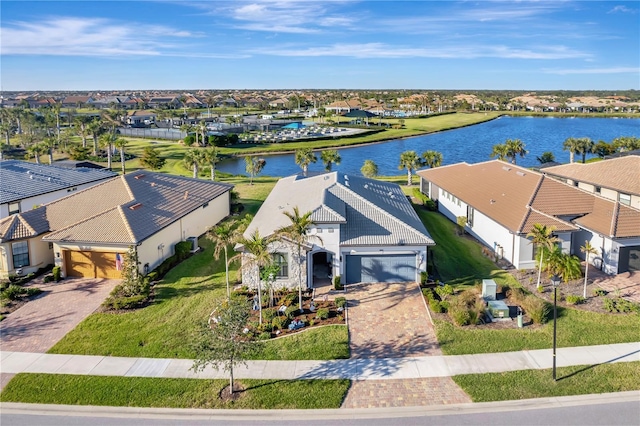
[341,378,471,408]
[346,282,441,358]
[594,270,640,303]
[0,277,118,353]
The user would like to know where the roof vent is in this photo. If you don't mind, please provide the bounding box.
[490,199,495,204]
[344,174,349,180]
[183,191,189,200]
[345,181,350,187]
[135,174,145,180]
[47,177,51,182]
[30,175,34,179]
[516,171,526,177]
[364,184,369,189]
[129,203,143,210]
[502,166,511,172]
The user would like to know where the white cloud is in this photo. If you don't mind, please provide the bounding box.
[608,5,638,14]
[0,16,235,58]
[543,67,640,75]
[252,42,591,60]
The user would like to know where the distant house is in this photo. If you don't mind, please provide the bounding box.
[268,98,288,108]
[147,96,181,109]
[0,171,233,279]
[542,156,640,210]
[324,100,362,114]
[418,160,640,275]
[61,96,94,108]
[91,96,130,109]
[0,160,116,219]
[126,110,156,127]
[241,172,434,289]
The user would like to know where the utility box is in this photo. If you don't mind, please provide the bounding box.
[487,300,510,319]
[482,279,497,300]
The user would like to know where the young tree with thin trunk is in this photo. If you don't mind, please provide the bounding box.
[184,148,203,178]
[580,240,599,298]
[208,219,238,300]
[527,224,559,289]
[191,297,261,396]
[202,147,219,181]
[114,138,128,174]
[361,159,378,178]
[245,156,266,185]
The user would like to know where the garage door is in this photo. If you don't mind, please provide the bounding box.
[65,251,123,279]
[345,254,416,284]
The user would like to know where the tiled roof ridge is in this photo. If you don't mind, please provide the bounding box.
[320,188,346,221]
[313,204,345,223]
[32,175,122,209]
[121,174,136,200]
[519,174,546,231]
[0,216,20,242]
[117,205,138,244]
[610,202,620,237]
[335,181,433,245]
[17,214,38,236]
[521,206,577,233]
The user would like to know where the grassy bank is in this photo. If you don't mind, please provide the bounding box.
[453,361,640,402]
[0,374,349,409]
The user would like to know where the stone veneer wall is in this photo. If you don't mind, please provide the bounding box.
[240,240,309,291]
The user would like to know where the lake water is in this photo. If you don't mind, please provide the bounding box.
[217,116,640,177]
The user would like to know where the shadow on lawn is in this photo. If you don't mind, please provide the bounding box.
[557,349,640,382]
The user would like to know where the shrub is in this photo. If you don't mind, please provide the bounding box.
[429,299,443,313]
[537,285,544,293]
[1,284,25,300]
[43,275,53,283]
[262,308,277,323]
[412,187,429,205]
[284,304,299,319]
[52,266,62,282]
[420,271,428,284]
[335,297,347,309]
[424,198,437,211]
[333,275,343,290]
[174,241,191,261]
[603,297,616,313]
[522,295,550,324]
[435,284,454,300]
[440,300,450,311]
[146,271,158,282]
[25,287,42,297]
[422,288,434,300]
[271,316,284,330]
[592,288,607,297]
[565,295,586,305]
[282,292,297,306]
[0,282,9,292]
[316,307,329,320]
[604,297,640,314]
[450,306,471,326]
[506,286,528,303]
[102,294,147,310]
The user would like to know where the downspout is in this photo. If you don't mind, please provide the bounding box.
[511,232,516,266]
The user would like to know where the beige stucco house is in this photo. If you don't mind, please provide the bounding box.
[0,171,232,279]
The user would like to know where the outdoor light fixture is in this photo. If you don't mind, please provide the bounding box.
[550,274,562,381]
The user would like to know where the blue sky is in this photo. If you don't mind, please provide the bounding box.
[1,1,638,91]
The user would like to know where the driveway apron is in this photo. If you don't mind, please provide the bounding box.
[343,282,470,407]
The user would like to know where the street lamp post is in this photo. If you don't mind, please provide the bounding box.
[551,274,562,381]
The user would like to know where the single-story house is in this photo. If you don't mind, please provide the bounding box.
[0,171,232,279]
[240,172,435,290]
[418,160,640,275]
[0,160,116,219]
[542,155,640,210]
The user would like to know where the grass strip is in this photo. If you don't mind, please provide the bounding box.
[453,361,640,402]
[0,374,349,409]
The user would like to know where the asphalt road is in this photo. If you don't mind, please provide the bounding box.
[2,393,639,426]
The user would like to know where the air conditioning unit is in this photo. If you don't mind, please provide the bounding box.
[186,236,199,253]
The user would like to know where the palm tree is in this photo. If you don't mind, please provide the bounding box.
[245,156,266,185]
[574,137,594,163]
[562,137,580,163]
[184,148,203,178]
[74,116,90,148]
[99,133,116,170]
[208,219,239,299]
[202,147,219,181]
[198,120,209,146]
[114,138,128,174]
[231,229,273,324]
[536,151,556,164]
[505,139,527,164]
[42,136,55,165]
[86,118,102,155]
[361,159,378,178]
[320,149,341,171]
[422,150,443,168]
[26,142,46,164]
[275,207,320,312]
[180,123,195,144]
[490,143,509,161]
[527,224,559,289]
[398,150,421,186]
[295,148,317,176]
[580,241,599,298]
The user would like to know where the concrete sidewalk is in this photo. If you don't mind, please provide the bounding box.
[2,342,638,381]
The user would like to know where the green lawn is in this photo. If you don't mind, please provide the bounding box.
[417,209,640,355]
[453,361,640,402]
[0,374,349,409]
[48,181,350,361]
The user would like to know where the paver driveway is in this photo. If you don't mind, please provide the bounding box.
[346,282,441,358]
[0,277,118,353]
[342,282,470,407]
